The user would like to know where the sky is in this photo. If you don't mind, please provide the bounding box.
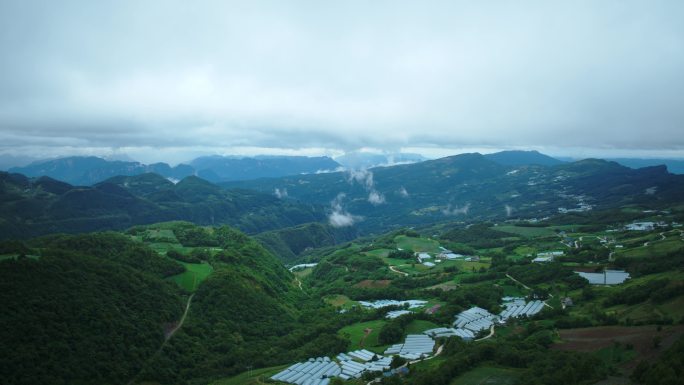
[1,0,683,165]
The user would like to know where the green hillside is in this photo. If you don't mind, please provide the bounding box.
[0,172,324,240]
[0,234,186,385]
[223,154,684,234]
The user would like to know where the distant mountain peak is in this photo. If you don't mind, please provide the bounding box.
[484,150,564,167]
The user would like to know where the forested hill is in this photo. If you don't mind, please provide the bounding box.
[0,171,324,240]
[256,222,359,263]
[223,153,684,233]
[0,233,187,385]
[0,223,322,385]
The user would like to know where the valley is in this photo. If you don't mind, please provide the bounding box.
[0,153,683,385]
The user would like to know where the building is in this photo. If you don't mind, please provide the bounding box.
[576,270,630,285]
[625,222,655,231]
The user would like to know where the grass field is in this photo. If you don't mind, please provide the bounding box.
[147,242,193,255]
[168,262,213,292]
[616,237,683,259]
[338,320,387,351]
[394,235,442,253]
[292,267,313,278]
[495,225,556,238]
[209,364,289,385]
[144,229,178,241]
[450,366,521,385]
[365,248,392,258]
[324,294,358,308]
[404,320,439,335]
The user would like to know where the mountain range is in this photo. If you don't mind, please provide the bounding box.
[8,155,342,186]
[224,153,684,234]
[0,172,323,240]
[6,151,684,189]
[3,150,684,241]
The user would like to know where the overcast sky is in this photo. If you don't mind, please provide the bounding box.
[1,0,683,164]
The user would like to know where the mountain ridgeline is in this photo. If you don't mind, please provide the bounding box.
[0,172,323,240]
[224,153,684,233]
[8,155,341,185]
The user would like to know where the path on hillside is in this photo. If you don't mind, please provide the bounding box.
[165,293,194,341]
[294,277,303,291]
[389,265,409,276]
[644,231,669,247]
[506,273,532,291]
[126,294,194,385]
[475,325,496,341]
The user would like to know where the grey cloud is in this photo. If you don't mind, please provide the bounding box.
[1,1,683,161]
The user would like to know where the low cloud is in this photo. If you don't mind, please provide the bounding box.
[442,203,471,216]
[347,168,374,190]
[398,186,409,198]
[328,193,361,227]
[274,188,288,199]
[368,191,385,205]
[347,168,386,205]
[505,204,514,217]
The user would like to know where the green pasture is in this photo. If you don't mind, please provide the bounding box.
[324,294,358,309]
[338,320,387,352]
[394,235,442,253]
[293,267,313,278]
[404,320,439,335]
[365,248,392,258]
[495,225,556,238]
[168,262,213,292]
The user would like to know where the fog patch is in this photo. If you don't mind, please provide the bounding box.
[274,188,288,199]
[347,168,386,205]
[442,203,471,216]
[368,190,385,205]
[328,193,362,227]
[398,186,409,198]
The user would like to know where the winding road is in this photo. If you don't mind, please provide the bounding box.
[389,265,409,276]
[475,324,496,341]
[126,294,194,385]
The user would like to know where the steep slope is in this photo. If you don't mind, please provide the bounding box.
[0,225,322,385]
[0,234,186,385]
[133,224,347,384]
[256,222,359,263]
